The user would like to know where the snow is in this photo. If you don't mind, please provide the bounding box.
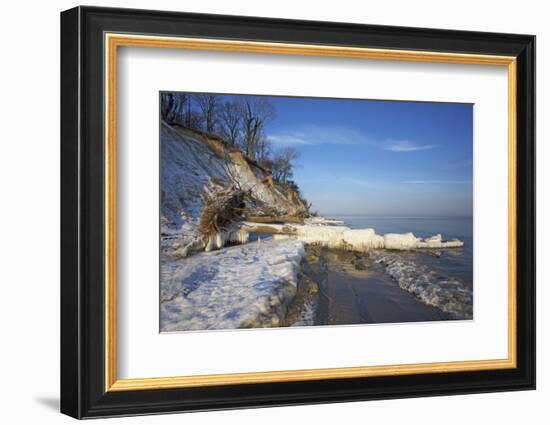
[160,239,305,332]
[160,122,302,255]
[161,123,230,251]
[383,232,419,250]
[290,297,316,327]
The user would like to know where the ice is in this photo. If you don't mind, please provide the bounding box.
[290,297,316,327]
[343,228,385,250]
[203,229,251,252]
[370,251,473,319]
[160,239,305,331]
[304,217,345,226]
[242,222,462,252]
[383,232,419,250]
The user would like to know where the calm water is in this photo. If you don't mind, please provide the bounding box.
[331,215,473,289]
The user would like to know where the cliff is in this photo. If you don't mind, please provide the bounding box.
[160,121,308,255]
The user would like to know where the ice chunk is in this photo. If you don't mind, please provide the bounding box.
[383,232,419,250]
[242,222,463,252]
[342,228,384,250]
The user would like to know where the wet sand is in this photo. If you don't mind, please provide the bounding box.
[302,246,449,326]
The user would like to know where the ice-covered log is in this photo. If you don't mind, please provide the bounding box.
[244,214,305,224]
[342,229,385,250]
[304,217,345,226]
[204,228,250,252]
[240,222,463,252]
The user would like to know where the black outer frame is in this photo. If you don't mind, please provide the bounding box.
[60,5,536,419]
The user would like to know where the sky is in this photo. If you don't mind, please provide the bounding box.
[223,94,473,217]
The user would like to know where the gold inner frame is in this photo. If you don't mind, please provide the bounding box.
[104,33,517,392]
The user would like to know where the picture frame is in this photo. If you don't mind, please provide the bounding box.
[60,5,535,419]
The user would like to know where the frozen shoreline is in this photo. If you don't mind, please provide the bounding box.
[160,214,471,331]
[240,221,464,252]
[305,246,451,325]
[159,122,471,329]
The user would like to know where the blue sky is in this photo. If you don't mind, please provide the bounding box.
[225,94,473,217]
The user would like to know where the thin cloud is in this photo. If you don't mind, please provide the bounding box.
[267,127,438,154]
[384,140,437,152]
[298,176,389,192]
[266,135,313,146]
[267,125,366,147]
[405,180,472,184]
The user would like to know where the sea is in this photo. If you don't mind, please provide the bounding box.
[332,215,473,290]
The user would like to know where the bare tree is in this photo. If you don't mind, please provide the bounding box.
[256,135,273,166]
[218,100,241,147]
[161,92,186,124]
[184,101,204,131]
[238,97,276,159]
[271,147,299,183]
[195,94,219,133]
[182,95,193,127]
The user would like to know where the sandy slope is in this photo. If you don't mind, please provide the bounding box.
[160,122,304,254]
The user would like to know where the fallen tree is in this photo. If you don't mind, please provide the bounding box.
[244,214,305,224]
[177,185,463,257]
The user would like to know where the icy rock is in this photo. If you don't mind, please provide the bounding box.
[420,234,444,248]
[342,228,385,251]
[416,234,464,249]
[383,232,419,250]
[426,234,442,243]
[242,222,463,252]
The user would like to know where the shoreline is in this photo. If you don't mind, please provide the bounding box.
[160,215,472,332]
[288,245,452,327]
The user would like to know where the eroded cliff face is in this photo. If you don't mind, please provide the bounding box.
[160,121,307,254]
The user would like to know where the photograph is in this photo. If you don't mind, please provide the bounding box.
[159,92,474,332]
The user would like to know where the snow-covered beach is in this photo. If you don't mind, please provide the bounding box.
[161,239,305,331]
[160,213,473,332]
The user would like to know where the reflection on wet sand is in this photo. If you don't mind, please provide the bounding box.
[291,246,451,327]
